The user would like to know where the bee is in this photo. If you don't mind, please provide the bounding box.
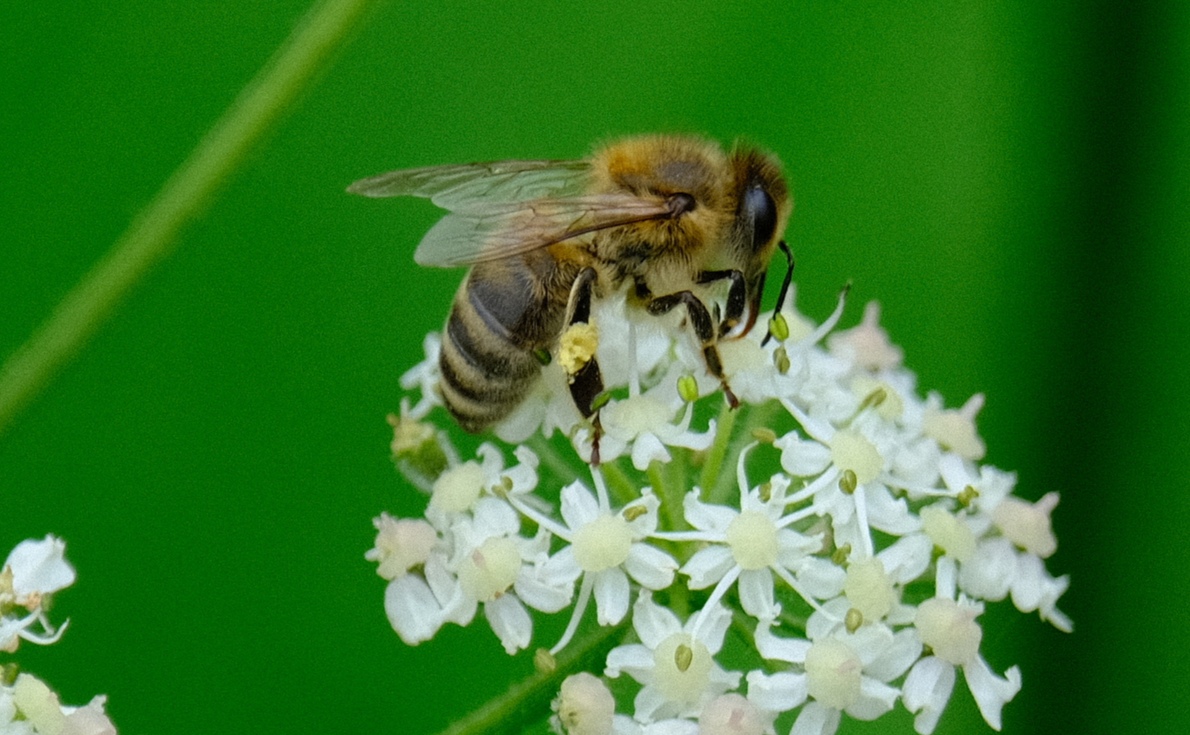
[349,134,795,445]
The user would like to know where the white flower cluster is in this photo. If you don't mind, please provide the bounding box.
[1,535,116,735]
[369,290,1070,735]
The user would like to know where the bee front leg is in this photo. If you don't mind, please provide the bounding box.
[696,269,747,338]
[561,267,606,463]
[646,291,739,409]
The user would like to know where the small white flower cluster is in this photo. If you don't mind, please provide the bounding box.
[369,290,1070,735]
[0,535,116,735]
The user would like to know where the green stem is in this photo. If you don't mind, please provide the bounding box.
[599,460,640,507]
[434,622,626,735]
[0,0,380,436]
[698,400,738,500]
[527,434,581,489]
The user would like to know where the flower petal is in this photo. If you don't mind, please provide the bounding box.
[681,547,735,589]
[625,543,678,590]
[485,594,532,654]
[963,656,1021,731]
[594,567,631,625]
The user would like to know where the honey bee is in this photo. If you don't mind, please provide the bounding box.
[349,134,795,443]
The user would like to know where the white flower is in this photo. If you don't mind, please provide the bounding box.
[827,301,903,372]
[442,498,573,653]
[749,616,919,735]
[774,417,919,560]
[902,595,1022,734]
[4,535,76,603]
[1,673,116,735]
[1,535,76,652]
[399,333,444,419]
[531,473,677,652]
[664,446,843,622]
[605,592,740,722]
[593,388,716,471]
[374,285,1072,731]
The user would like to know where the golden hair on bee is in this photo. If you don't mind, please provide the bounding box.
[349,134,795,454]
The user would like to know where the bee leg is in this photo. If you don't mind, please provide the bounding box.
[761,240,795,346]
[695,269,747,338]
[563,267,607,463]
[647,291,740,409]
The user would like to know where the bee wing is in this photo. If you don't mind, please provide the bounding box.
[413,193,679,268]
[347,159,591,210]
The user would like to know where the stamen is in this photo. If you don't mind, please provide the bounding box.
[832,543,852,566]
[751,427,777,444]
[674,643,694,672]
[768,313,790,342]
[838,469,858,495]
[773,346,791,374]
[677,374,700,403]
[622,504,648,522]
[845,607,864,633]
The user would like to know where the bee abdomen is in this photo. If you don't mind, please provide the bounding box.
[438,282,545,433]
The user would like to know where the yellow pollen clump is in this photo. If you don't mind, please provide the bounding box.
[558,323,600,377]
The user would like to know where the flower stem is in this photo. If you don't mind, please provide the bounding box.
[698,400,738,500]
[434,622,626,735]
[0,0,379,436]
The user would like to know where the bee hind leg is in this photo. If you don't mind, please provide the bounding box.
[562,267,607,464]
[646,291,739,409]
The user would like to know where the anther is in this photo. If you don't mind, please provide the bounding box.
[845,608,864,633]
[831,543,852,566]
[675,643,694,672]
[677,374,700,403]
[839,469,858,495]
[622,505,648,522]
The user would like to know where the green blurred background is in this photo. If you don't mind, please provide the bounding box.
[3,1,1187,733]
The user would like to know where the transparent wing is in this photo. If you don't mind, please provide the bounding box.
[347,159,591,211]
[413,193,678,268]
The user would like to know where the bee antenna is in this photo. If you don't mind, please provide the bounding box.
[761,240,796,347]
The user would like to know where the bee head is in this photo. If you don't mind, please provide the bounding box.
[724,146,792,339]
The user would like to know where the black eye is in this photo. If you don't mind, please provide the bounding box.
[743,185,777,250]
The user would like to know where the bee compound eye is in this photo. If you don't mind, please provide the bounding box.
[744,185,778,250]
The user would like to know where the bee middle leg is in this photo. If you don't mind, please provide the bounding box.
[646,290,740,409]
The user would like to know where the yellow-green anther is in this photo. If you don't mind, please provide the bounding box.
[769,313,790,342]
[674,643,693,672]
[839,469,858,495]
[492,475,514,497]
[592,392,612,411]
[858,387,888,412]
[622,505,648,522]
[958,485,980,508]
[845,607,864,633]
[832,543,852,566]
[774,346,791,374]
[678,374,700,403]
[534,648,557,674]
[758,481,773,502]
[752,427,777,444]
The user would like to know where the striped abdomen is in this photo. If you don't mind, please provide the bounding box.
[438,252,574,432]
